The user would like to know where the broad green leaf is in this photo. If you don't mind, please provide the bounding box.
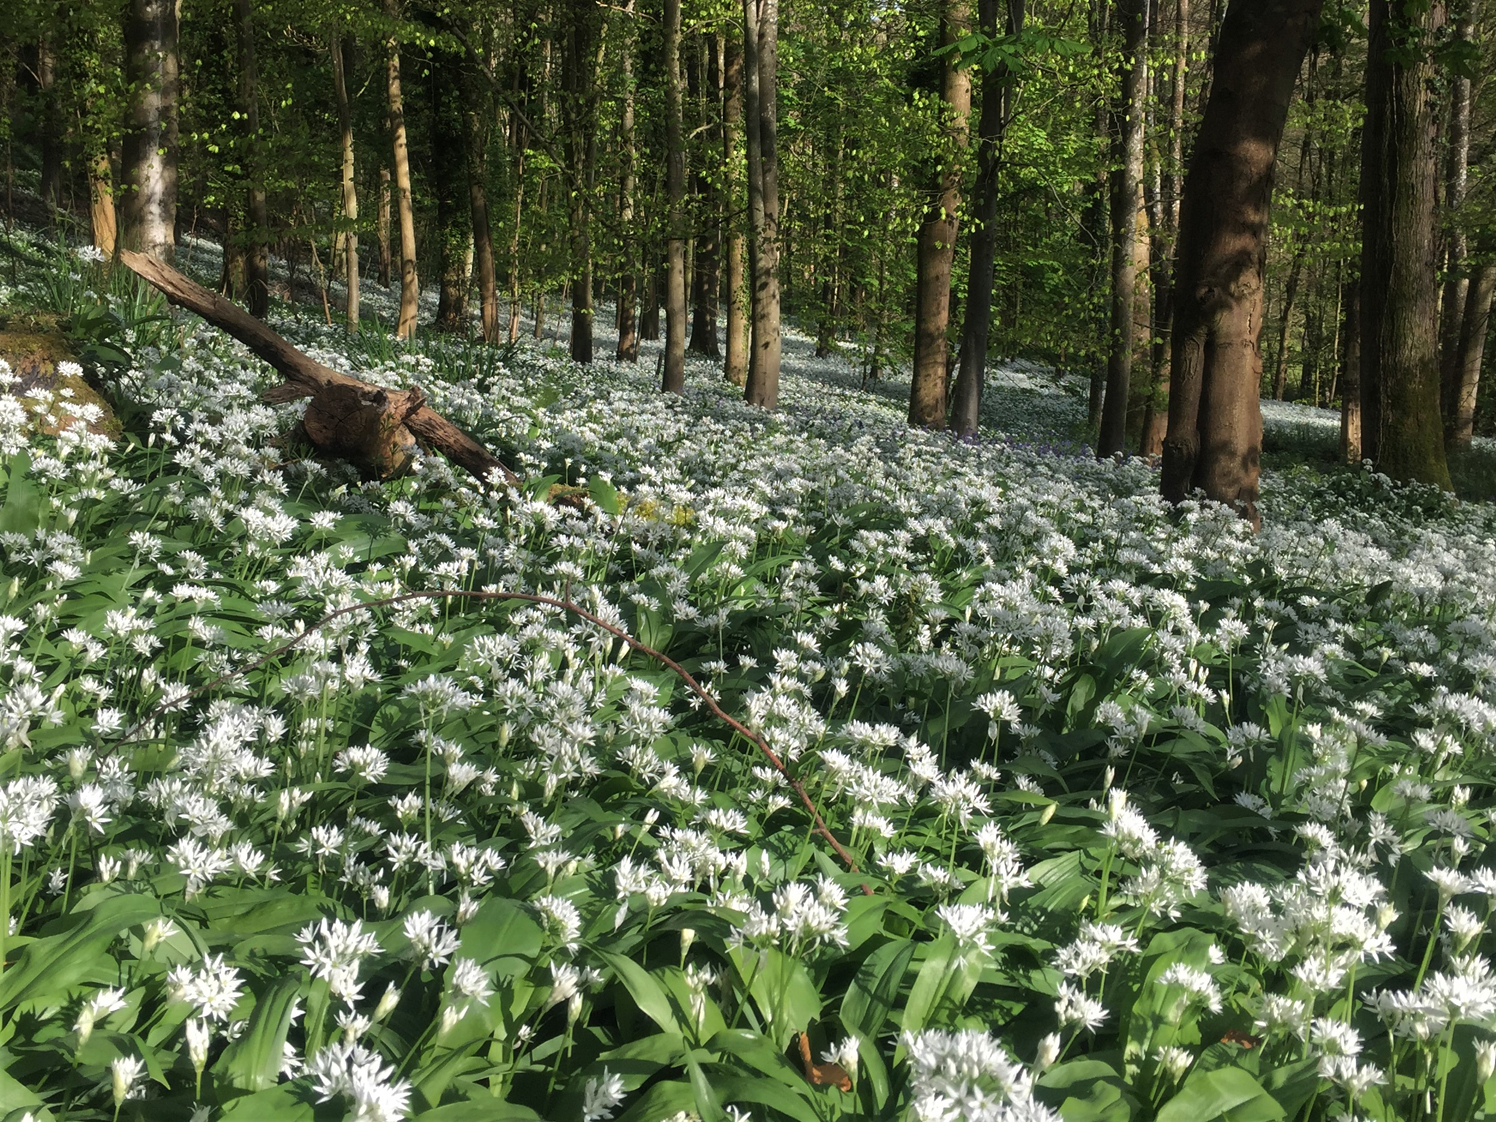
[601,951,681,1034]
[708,1074,825,1122]
[0,893,160,1013]
[841,938,914,1040]
[1155,1067,1285,1122]
[216,973,305,1092]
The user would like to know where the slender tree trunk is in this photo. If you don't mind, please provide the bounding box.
[1340,277,1361,462]
[236,0,269,316]
[564,0,600,363]
[1097,0,1149,455]
[385,0,419,339]
[1084,0,1111,429]
[378,166,392,288]
[122,0,180,262]
[745,0,789,409]
[1140,0,1189,456]
[662,0,688,392]
[1360,0,1451,487]
[743,0,783,407]
[908,0,972,428]
[616,3,639,362]
[1160,0,1324,527]
[1449,261,1495,448]
[88,150,118,257]
[642,258,661,339]
[38,32,61,209]
[1440,0,1475,424]
[690,36,722,357]
[952,0,1022,436]
[332,35,360,332]
[723,30,749,386]
[434,51,472,333]
[465,52,499,344]
[1269,244,1304,398]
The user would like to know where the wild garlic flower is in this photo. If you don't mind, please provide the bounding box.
[308,1038,413,1122]
[402,910,461,970]
[583,1069,627,1122]
[297,918,382,1002]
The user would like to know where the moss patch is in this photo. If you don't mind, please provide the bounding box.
[0,326,122,441]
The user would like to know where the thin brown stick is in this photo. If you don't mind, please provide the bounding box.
[106,588,870,888]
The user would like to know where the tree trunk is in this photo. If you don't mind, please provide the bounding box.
[1340,277,1361,462]
[236,0,269,317]
[434,51,472,333]
[88,150,118,258]
[123,249,521,486]
[690,36,722,357]
[385,0,419,340]
[743,0,783,408]
[908,0,972,428]
[1449,261,1495,448]
[723,29,749,386]
[1359,0,1451,487]
[662,0,688,392]
[122,0,180,262]
[1097,0,1149,456]
[332,35,360,332]
[378,166,392,288]
[952,0,1022,437]
[564,0,600,364]
[1269,244,1304,398]
[1160,0,1324,527]
[37,32,61,209]
[642,260,661,339]
[465,51,498,344]
[1440,0,1475,424]
[1140,0,1189,456]
[616,2,640,362]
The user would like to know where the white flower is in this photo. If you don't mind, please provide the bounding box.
[583,1068,627,1122]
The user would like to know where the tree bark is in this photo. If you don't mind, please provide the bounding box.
[122,249,519,487]
[236,0,269,317]
[434,51,472,333]
[564,0,600,363]
[908,0,972,428]
[1160,0,1324,527]
[378,166,392,288]
[332,35,360,332]
[723,29,749,386]
[122,0,180,262]
[37,31,61,209]
[1359,0,1451,487]
[1449,261,1495,448]
[743,0,783,408]
[616,2,640,362]
[1439,0,1475,424]
[1340,277,1361,462]
[1097,0,1148,456]
[952,0,1022,437]
[663,0,688,393]
[1140,0,1189,456]
[465,47,499,344]
[690,35,723,358]
[385,0,419,339]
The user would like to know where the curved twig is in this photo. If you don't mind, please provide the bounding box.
[105,588,871,890]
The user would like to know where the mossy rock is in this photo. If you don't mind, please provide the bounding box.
[0,326,122,441]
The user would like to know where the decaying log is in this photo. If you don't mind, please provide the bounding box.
[120,249,520,486]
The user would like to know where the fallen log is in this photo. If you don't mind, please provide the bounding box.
[120,249,520,487]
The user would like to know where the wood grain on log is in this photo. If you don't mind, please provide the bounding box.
[120,249,520,486]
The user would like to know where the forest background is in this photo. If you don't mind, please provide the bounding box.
[0,0,1490,514]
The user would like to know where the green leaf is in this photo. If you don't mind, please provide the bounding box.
[0,893,160,1013]
[841,938,914,1040]
[216,974,305,1092]
[707,1074,825,1122]
[0,452,42,537]
[899,935,956,1036]
[418,1102,543,1122]
[587,476,621,516]
[1155,1067,1285,1122]
[615,1079,697,1122]
[600,951,681,1034]
[218,1084,315,1121]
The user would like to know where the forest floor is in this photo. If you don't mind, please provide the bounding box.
[1,220,1495,1122]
